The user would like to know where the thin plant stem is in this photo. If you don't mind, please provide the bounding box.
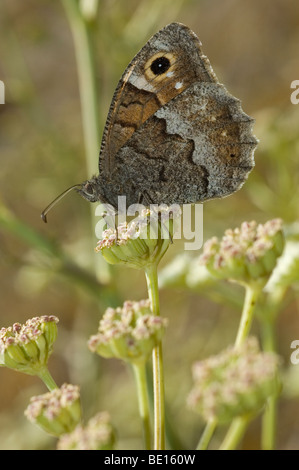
[196,418,217,450]
[61,0,99,177]
[38,367,58,392]
[132,362,152,450]
[145,263,165,450]
[261,314,277,450]
[234,283,262,348]
[219,415,249,450]
[198,283,262,450]
[0,202,116,304]
[259,286,288,450]
[261,396,277,450]
[145,364,186,450]
[62,0,110,283]
[218,282,263,450]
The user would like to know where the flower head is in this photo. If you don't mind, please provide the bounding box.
[57,411,115,450]
[187,337,280,423]
[88,299,168,364]
[0,315,58,375]
[95,206,181,269]
[25,383,81,436]
[199,219,284,285]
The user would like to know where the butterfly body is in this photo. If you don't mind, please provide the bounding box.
[76,23,257,209]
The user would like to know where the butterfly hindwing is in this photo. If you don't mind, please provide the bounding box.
[99,80,256,208]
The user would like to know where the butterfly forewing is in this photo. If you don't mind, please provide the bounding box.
[99,23,217,175]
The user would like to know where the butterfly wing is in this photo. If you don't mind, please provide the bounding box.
[99,79,257,208]
[96,23,257,208]
[99,23,217,175]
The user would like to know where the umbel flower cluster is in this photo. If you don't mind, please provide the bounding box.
[88,300,168,363]
[57,411,115,450]
[25,383,81,436]
[199,219,284,284]
[24,381,115,449]
[187,337,280,423]
[95,206,181,268]
[0,315,58,375]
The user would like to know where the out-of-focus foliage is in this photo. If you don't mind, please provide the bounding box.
[0,0,299,450]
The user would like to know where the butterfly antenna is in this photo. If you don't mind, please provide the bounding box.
[41,184,82,223]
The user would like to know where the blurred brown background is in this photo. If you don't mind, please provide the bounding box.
[0,0,299,449]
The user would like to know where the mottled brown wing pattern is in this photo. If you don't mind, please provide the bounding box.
[98,81,256,208]
[77,22,257,209]
[99,23,216,175]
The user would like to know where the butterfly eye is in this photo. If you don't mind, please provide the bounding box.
[80,181,99,202]
[84,183,94,195]
[150,56,171,75]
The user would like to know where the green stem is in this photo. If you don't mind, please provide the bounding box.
[218,283,262,450]
[145,264,165,450]
[198,283,262,450]
[219,415,249,450]
[261,396,276,450]
[132,363,152,450]
[38,367,58,392]
[0,202,115,304]
[261,315,277,450]
[234,283,261,348]
[196,419,217,450]
[62,0,110,283]
[61,0,99,177]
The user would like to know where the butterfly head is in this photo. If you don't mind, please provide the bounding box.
[77,176,102,203]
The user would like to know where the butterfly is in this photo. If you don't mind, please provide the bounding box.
[41,22,257,222]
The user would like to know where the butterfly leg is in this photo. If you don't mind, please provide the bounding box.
[137,192,173,244]
[158,211,173,244]
[97,204,121,243]
[137,190,154,206]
